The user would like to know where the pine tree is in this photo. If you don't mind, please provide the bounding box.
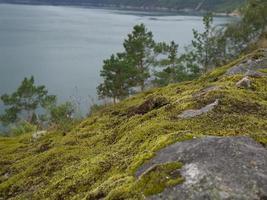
[123,23,155,91]
[154,41,187,86]
[191,13,217,72]
[0,76,56,125]
[97,53,135,103]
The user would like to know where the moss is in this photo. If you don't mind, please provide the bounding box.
[133,162,184,196]
[258,68,267,73]
[1,49,267,199]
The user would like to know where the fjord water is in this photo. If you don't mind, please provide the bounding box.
[0,4,230,113]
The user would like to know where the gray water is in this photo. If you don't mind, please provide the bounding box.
[0,4,231,114]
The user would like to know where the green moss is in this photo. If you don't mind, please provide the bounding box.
[1,49,267,199]
[134,162,184,196]
[258,68,267,73]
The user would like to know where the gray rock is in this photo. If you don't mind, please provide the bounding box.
[192,86,220,99]
[245,70,267,78]
[225,53,267,77]
[135,136,267,200]
[236,76,251,89]
[225,64,248,76]
[178,99,219,119]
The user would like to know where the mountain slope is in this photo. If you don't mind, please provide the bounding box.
[1,0,245,12]
[1,48,267,199]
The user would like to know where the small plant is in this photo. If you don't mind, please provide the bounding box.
[49,102,76,132]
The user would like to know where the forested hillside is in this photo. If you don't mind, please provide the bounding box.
[0,0,245,12]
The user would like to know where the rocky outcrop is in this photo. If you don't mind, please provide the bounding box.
[236,76,251,89]
[245,70,267,78]
[192,86,220,99]
[136,136,267,200]
[129,96,169,116]
[178,99,219,119]
[225,50,267,76]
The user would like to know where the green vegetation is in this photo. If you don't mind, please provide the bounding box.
[0,76,56,125]
[134,162,184,196]
[10,121,37,136]
[0,1,267,199]
[98,0,267,103]
[97,53,136,103]
[1,48,267,199]
[0,76,80,134]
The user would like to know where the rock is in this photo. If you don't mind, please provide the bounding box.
[245,70,267,78]
[129,96,169,116]
[236,76,251,89]
[224,52,267,77]
[178,99,219,119]
[225,64,248,76]
[32,130,47,141]
[192,86,220,99]
[135,136,267,200]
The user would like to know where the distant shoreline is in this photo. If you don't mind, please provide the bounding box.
[0,2,239,17]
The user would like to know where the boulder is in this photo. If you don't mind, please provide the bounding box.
[236,76,251,89]
[224,51,267,77]
[245,70,267,78]
[178,99,219,119]
[129,96,169,116]
[136,136,267,200]
[192,86,220,99]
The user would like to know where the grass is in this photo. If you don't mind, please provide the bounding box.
[0,49,267,200]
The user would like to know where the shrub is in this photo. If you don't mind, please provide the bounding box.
[10,121,37,136]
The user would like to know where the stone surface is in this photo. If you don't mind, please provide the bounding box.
[192,86,220,99]
[178,99,219,119]
[245,70,267,78]
[135,136,267,200]
[225,51,267,76]
[236,76,251,89]
[129,96,169,116]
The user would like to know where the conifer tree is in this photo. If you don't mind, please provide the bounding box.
[154,41,187,86]
[0,76,56,125]
[97,53,135,103]
[191,13,217,72]
[123,23,155,91]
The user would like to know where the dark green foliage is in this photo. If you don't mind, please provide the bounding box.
[242,0,267,34]
[123,23,155,91]
[154,41,184,86]
[191,13,219,72]
[97,53,136,103]
[46,102,77,133]
[50,102,75,126]
[10,121,37,136]
[0,76,56,126]
[224,0,267,56]
[98,24,156,102]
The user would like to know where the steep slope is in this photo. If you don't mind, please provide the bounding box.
[1,0,245,12]
[1,48,267,200]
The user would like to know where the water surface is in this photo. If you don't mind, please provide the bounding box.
[0,4,231,113]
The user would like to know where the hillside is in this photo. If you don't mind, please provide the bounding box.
[0,0,245,12]
[1,48,267,199]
